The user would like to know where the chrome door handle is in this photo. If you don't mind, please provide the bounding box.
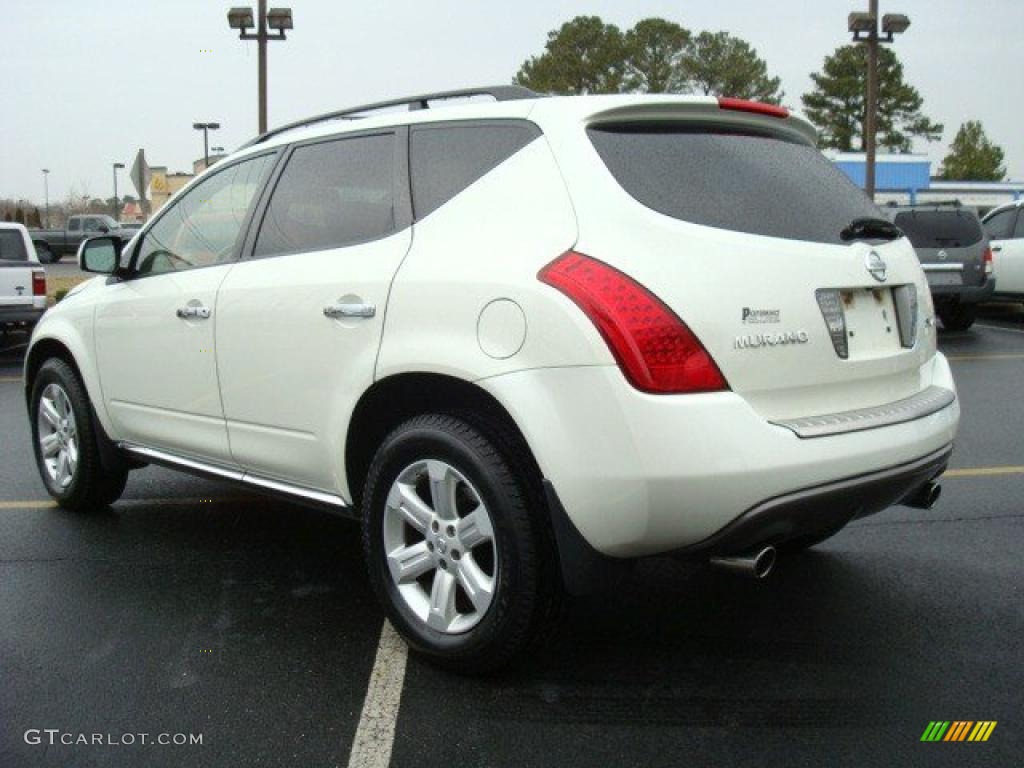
[176,305,211,320]
[323,303,376,319]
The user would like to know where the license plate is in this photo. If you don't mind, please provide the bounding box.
[840,288,902,358]
[926,271,962,287]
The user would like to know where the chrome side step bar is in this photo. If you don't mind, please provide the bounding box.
[770,386,956,439]
[119,442,353,515]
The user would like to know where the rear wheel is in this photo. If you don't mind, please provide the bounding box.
[35,244,56,264]
[361,414,557,673]
[937,303,977,331]
[30,358,127,510]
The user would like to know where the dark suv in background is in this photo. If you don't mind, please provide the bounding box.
[886,202,994,331]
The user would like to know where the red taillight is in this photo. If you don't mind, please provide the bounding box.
[717,96,789,119]
[538,252,727,394]
[32,270,46,296]
[983,246,994,275]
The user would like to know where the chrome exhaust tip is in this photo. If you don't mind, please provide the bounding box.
[903,481,942,510]
[709,545,777,580]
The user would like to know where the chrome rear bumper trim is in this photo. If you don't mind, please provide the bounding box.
[770,385,956,439]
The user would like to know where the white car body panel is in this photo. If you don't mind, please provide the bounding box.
[217,229,412,495]
[93,265,234,462]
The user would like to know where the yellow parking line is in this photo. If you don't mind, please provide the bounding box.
[947,353,1024,362]
[944,466,1024,478]
[0,376,21,383]
[0,500,56,509]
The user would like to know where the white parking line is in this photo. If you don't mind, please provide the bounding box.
[347,621,409,768]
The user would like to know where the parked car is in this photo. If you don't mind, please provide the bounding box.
[0,222,46,341]
[29,214,132,263]
[884,202,994,331]
[23,88,959,671]
[981,200,1024,300]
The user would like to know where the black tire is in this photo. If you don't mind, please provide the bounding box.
[937,303,977,331]
[30,358,127,511]
[35,244,56,264]
[361,413,559,674]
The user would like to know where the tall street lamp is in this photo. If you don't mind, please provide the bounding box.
[849,2,911,199]
[41,169,50,228]
[193,122,221,169]
[228,3,293,134]
[112,163,125,220]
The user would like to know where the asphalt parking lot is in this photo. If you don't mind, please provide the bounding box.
[1,308,1022,768]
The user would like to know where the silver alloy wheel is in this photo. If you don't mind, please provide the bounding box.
[37,383,79,489]
[382,459,498,634]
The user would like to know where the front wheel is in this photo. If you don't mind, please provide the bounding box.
[30,358,127,510]
[361,414,556,673]
[937,303,977,331]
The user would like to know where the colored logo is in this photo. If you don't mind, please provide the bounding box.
[921,721,997,742]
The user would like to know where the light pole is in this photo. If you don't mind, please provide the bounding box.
[112,162,125,220]
[41,169,50,228]
[228,3,293,134]
[848,4,910,199]
[192,122,221,169]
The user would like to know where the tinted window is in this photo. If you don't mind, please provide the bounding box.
[587,125,880,244]
[135,153,275,277]
[1015,210,1024,239]
[255,134,395,256]
[0,230,28,261]
[83,217,105,232]
[68,218,81,232]
[894,210,983,249]
[411,122,540,219]
[984,209,1017,240]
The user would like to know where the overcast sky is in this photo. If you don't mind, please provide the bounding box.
[3,0,1021,206]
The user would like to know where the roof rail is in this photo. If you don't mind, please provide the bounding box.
[240,85,539,149]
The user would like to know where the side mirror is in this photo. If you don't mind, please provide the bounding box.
[78,236,122,275]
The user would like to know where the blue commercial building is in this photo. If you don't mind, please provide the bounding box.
[827,152,1023,212]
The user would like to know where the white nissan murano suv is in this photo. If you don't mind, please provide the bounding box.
[25,87,959,671]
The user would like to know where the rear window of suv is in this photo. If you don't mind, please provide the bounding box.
[893,210,983,249]
[587,124,880,244]
[0,230,28,261]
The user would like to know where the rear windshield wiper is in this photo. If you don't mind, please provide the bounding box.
[840,217,903,242]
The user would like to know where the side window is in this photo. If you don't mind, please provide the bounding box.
[135,153,275,277]
[1014,209,1024,239]
[253,133,396,257]
[410,122,541,220]
[83,217,103,232]
[68,218,81,232]
[984,209,1016,240]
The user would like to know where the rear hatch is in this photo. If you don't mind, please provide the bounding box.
[0,229,36,309]
[891,208,987,289]
[549,99,934,420]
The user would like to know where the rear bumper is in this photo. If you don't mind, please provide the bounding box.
[0,306,46,326]
[674,444,950,556]
[930,274,995,303]
[481,353,959,558]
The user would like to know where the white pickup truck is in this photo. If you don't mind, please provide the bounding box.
[0,223,47,343]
